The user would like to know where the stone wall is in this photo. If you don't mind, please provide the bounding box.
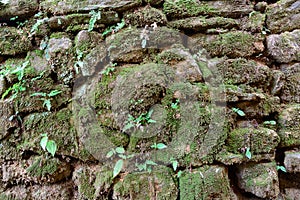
[0,0,299,199]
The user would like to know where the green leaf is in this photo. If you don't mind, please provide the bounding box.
[141,39,147,48]
[106,150,114,158]
[148,119,156,123]
[245,148,251,159]
[46,140,57,157]
[30,92,47,97]
[150,143,157,149]
[172,160,178,171]
[232,108,245,116]
[177,170,183,178]
[43,99,51,111]
[123,122,134,132]
[115,147,125,154]
[113,159,123,178]
[263,120,276,125]
[48,90,62,97]
[276,166,287,173]
[40,136,48,151]
[145,160,157,166]
[156,143,167,150]
[118,154,127,160]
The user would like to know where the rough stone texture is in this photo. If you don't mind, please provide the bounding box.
[278,104,300,147]
[72,165,112,200]
[283,188,300,200]
[236,162,280,199]
[27,51,50,72]
[179,165,234,200]
[75,30,103,54]
[0,75,6,97]
[188,31,264,58]
[124,6,167,27]
[48,11,120,31]
[106,27,182,63]
[0,100,17,140]
[113,167,178,200]
[168,16,239,33]
[0,0,39,22]
[0,27,33,55]
[280,63,300,103]
[2,156,71,185]
[157,45,203,82]
[267,30,300,63]
[163,0,253,19]
[40,0,142,14]
[284,151,300,173]
[266,0,300,34]
[48,37,73,56]
[226,127,280,155]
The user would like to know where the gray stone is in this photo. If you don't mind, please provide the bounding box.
[280,63,300,103]
[0,100,17,140]
[41,0,142,15]
[284,151,300,173]
[163,0,253,19]
[266,0,300,33]
[278,104,300,147]
[48,37,73,56]
[0,75,6,97]
[27,51,49,72]
[157,46,203,82]
[267,30,300,63]
[236,162,280,199]
[0,0,39,21]
[284,188,300,200]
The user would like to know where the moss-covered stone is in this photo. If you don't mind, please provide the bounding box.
[125,6,167,27]
[168,16,239,32]
[236,162,279,199]
[267,30,300,63]
[75,30,103,55]
[0,0,39,21]
[278,104,300,147]
[113,167,178,199]
[280,63,300,103]
[179,165,233,200]
[188,31,264,58]
[72,165,112,200]
[40,0,142,15]
[240,11,266,33]
[20,108,78,158]
[163,0,253,19]
[0,27,33,56]
[226,127,280,155]
[266,0,300,33]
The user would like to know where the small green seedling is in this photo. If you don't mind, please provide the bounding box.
[171,99,180,109]
[40,133,57,157]
[136,160,157,173]
[170,157,178,171]
[106,147,134,178]
[151,143,167,150]
[30,90,62,111]
[245,147,251,159]
[276,165,287,173]
[101,67,115,76]
[263,120,276,126]
[123,109,156,132]
[232,107,246,116]
[102,19,125,36]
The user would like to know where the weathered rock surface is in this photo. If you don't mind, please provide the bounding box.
[0,0,39,22]
[267,30,300,63]
[0,27,33,55]
[284,151,300,173]
[40,0,142,14]
[236,162,280,199]
[266,0,300,33]
[280,63,300,103]
[163,0,253,19]
[113,167,178,200]
[278,104,300,147]
[179,165,235,199]
[0,100,17,140]
[188,31,264,58]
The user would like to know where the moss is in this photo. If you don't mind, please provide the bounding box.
[26,156,59,177]
[163,0,215,19]
[156,50,185,64]
[50,32,69,39]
